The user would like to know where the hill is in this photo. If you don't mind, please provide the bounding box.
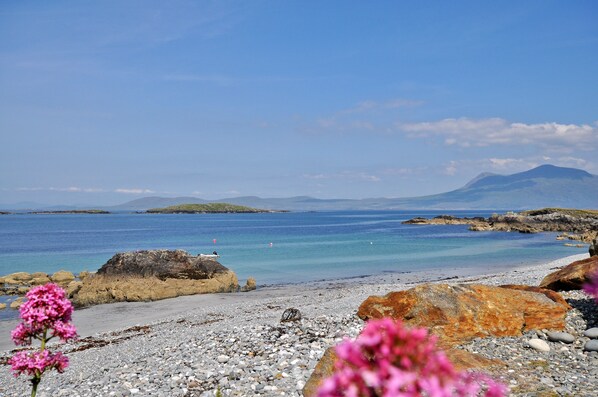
[104,164,598,211]
[145,203,277,214]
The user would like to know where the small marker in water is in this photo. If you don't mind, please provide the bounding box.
[213,239,217,244]
[269,242,273,247]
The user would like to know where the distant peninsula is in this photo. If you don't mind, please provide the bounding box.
[403,208,598,243]
[29,210,111,214]
[145,203,283,214]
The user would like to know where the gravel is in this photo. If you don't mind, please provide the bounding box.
[1,253,596,396]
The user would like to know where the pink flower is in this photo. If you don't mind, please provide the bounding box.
[583,270,598,303]
[19,283,74,327]
[8,283,77,396]
[8,350,69,377]
[317,318,506,397]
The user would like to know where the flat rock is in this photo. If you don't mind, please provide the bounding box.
[528,338,550,352]
[583,327,598,339]
[303,347,336,397]
[51,270,75,285]
[547,331,575,344]
[539,255,598,291]
[583,340,598,352]
[357,283,570,346]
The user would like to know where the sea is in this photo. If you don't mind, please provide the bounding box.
[0,210,581,285]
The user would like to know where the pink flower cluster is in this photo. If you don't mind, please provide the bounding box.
[8,283,78,379]
[9,350,69,377]
[583,270,598,303]
[318,318,505,397]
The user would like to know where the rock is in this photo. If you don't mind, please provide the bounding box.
[241,277,256,292]
[546,331,575,344]
[303,347,336,397]
[66,280,83,297]
[583,327,598,339]
[51,270,75,285]
[10,297,25,309]
[217,355,229,363]
[281,308,301,322]
[539,256,598,291]
[357,283,569,346]
[78,271,92,281]
[0,303,6,310]
[528,338,551,352]
[499,284,570,308]
[3,272,32,285]
[30,273,51,286]
[72,250,239,307]
[444,349,505,371]
[97,250,230,280]
[17,286,30,294]
[584,340,598,352]
[590,237,597,256]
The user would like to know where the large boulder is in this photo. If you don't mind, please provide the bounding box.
[97,250,228,280]
[72,250,239,306]
[357,283,569,346]
[539,256,598,291]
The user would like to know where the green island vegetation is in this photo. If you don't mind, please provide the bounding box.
[29,210,111,214]
[521,208,598,218]
[146,203,281,214]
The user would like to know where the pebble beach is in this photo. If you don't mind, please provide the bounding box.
[1,253,597,397]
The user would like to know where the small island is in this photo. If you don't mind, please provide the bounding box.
[0,211,10,215]
[403,207,598,243]
[145,203,283,214]
[29,210,111,214]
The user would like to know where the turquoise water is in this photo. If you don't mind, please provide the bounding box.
[0,211,579,285]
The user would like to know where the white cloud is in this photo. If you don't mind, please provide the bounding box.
[14,186,104,193]
[114,188,155,194]
[303,171,381,182]
[400,117,597,151]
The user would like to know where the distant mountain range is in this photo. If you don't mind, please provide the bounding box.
[3,165,598,211]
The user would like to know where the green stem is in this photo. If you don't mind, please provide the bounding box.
[31,376,40,397]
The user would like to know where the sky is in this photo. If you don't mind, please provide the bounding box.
[1,0,597,206]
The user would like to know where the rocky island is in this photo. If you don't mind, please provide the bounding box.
[403,208,598,243]
[29,209,110,214]
[146,203,283,214]
[0,211,10,215]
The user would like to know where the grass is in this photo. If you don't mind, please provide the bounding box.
[146,203,272,214]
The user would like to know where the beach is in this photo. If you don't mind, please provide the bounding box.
[1,253,596,396]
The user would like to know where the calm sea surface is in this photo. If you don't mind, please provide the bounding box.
[0,211,579,286]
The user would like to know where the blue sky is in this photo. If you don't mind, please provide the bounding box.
[1,0,597,206]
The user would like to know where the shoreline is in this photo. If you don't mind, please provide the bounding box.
[0,252,588,353]
[0,252,594,396]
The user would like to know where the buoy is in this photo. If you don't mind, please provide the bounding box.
[269,242,273,247]
[213,239,217,244]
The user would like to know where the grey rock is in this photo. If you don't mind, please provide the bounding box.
[527,338,551,352]
[584,340,598,352]
[583,327,598,339]
[547,331,575,344]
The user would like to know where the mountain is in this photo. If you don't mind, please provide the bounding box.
[393,164,598,210]
[110,165,597,211]
[11,164,596,212]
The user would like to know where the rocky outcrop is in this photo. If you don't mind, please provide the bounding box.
[403,208,598,243]
[241,277,256,292]
[357,283,569,346]
[72,250,239,307]
[97,250,228,280]
[51,270,75,286]
[590,237,597,256]
[539,256,598,291]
